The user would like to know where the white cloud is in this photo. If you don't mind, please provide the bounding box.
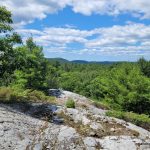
[0,0,70,27]
[1,0,150,26]
[16,23,150,58]
[86,24,150,47]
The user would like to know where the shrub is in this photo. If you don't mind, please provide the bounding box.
[0,87,27,103]
[0,87,55,103]
[124,112,150,129]
[27,90,46,102]
[27,90,56,103]
[0,87,12,102]
[106,110,150,131]
[10,89,28,102]
[65,98,75,108]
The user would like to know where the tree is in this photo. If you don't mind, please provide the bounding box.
[0,6,13,33]
[26,37,36,51]
[138,57,150,77]
[11,37,53,90]
[0,6,22,86]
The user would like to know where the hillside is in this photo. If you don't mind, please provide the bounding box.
[47,58,120,64]
[47,58,69,63]
[0,91,149,150]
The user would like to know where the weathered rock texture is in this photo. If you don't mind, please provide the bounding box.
[0,91,150,150]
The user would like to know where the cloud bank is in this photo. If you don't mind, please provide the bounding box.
[1,0,150,26]
[17,23,150,57]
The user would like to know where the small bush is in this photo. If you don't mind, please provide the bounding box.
[27,90,46,102]
[124,112,150,129]
[0,87,55,104]
[10,89,28,102]
[0,87,27,103]
[27,90,56,103]
[65,98,75,108]
[0,87,12,102]
[106,110,150,131]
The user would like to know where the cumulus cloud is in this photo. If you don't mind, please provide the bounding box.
[16,23,150,57]
[16,27,89,49]
[86,24,150,47]
[1,0,150,26]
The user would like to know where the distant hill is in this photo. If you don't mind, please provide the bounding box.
[47,58,120,64]
[71,60,89,64]
[47,58,69,63]
[71,60,118,64]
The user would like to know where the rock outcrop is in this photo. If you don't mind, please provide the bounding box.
[0,91,150,150]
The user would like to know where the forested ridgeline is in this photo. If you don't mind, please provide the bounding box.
[0,6,150,123]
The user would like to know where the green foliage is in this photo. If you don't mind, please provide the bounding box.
[0,6,13,33]
[85,64,150,114]
[0,87,55,103]
[56,60,150,115]
[106,110,150,130]
[0,6,57,106]
[0,87,12,102]
[26,37,37,51]
[65,98,75,108]
[11,70,28,89]
[0,6,51,90]
[57,61,150,115]
[106,110,124,119]
[0,36,53,90]
[10,88,28,102]
[0,87,27,103]
[91,100,110,110]
[138,57,150,77]
[0,6,22,85]
[27,90,55,102]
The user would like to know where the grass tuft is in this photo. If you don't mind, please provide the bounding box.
[65,98,75,108]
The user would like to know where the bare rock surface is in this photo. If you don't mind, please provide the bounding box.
[0,90,150,150]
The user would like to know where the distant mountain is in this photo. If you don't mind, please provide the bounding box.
[47,58,119,64]
[71,60,118,64]
[47,58,69,63]
[71,60,89,64]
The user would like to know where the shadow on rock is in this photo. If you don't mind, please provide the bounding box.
[0,102,64,124]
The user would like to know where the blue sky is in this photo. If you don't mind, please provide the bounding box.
[1,0,150,61]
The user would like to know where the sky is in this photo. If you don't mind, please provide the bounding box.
[1,0,150,61]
